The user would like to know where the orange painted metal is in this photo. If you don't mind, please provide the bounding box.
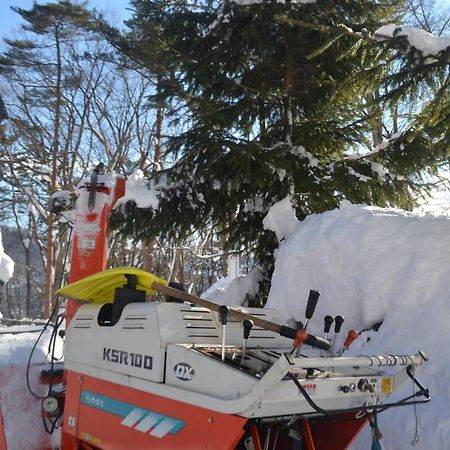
[302,419,317,450]
[308,413,368,450]
[249,424,262,450]
[0,405,7,450]
[66,175,125,327]
[62,371,247,450]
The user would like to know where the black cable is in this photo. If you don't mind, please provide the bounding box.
[287,371,431,417]
[42,412,63,435]
[39,223,72,399]
[26,298,61,400]
[45,313,65,397]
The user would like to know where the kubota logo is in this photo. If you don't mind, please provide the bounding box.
[173,363,195,381]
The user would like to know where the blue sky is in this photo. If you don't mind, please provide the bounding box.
[1,0,449,46]
[0,0,132,46]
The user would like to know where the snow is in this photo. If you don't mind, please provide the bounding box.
[290,145,319,167]
[262,196,298,242]
[0,325,63,449]
[244,196,265,213]
[115,169,159,210]
[51,190,72,212]
[0,229,14,284]
[375,24,450,62]
[202,268,263,306]
[265,200,450,449]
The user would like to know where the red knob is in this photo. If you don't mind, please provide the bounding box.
[344,329,359,348]
[294,329,308,349]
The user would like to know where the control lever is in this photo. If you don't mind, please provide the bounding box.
[320,315,334,356]
[294,321,304,357]
[241,320,254,364]
[304,290,320,330]
[337,330,359,356]
[331,315,344,355]
[290,329,308,355]
[219,305,230,361]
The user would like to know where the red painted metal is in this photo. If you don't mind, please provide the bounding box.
[309,413,368,450]
[62,371,246,450]
[302,419,317,450]
[250,424,262,450]
[66,174,125,327]
[0,405,7,450]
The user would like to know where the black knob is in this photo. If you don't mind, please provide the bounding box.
[219,305,230,325]
[296,321,304,330]
[305,290,320,319]
[334,315,344,333]
[323,315,334,333]
[243,320,254,339]
[358,378,374,393]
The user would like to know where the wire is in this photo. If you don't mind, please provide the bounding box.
[287,370,430,417]
[45,313,65,397]
[26,298,61,400]
[410,365,420,446]
[42,412,63,434]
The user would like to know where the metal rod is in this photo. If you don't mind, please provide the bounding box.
[290,353,426,369]
[152,282,330,350]
[241,340,248,363]
[221,325,226,361]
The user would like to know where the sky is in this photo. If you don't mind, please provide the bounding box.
[2,0,450,46]
[0,0,132,47]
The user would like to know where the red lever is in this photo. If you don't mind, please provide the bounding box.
[293,329,309,349]
[344,329,359,349]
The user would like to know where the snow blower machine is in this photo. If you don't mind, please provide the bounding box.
[0,168,430,450]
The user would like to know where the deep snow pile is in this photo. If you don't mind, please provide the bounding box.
[264,199,450,450]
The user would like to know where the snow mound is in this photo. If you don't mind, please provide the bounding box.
[266,200,450,449]
[0,229,14,284]
[203,268,263,306]
[263,196,299,242]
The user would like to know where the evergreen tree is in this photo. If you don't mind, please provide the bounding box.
[109,1,450,283]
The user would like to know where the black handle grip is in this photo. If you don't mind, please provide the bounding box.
[334,315,344,333]
[219,305,230,325]
[324,315,334,333]
[305,334,331,351]
[243,319,254,339]
[279,326,331,351]
[305,290,320,320]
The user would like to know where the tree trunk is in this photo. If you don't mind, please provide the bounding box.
[283,45,295,145]
[25,245,32,318]
[142,76,164,272]
[44,25,62,319]
[367,90,383,147]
